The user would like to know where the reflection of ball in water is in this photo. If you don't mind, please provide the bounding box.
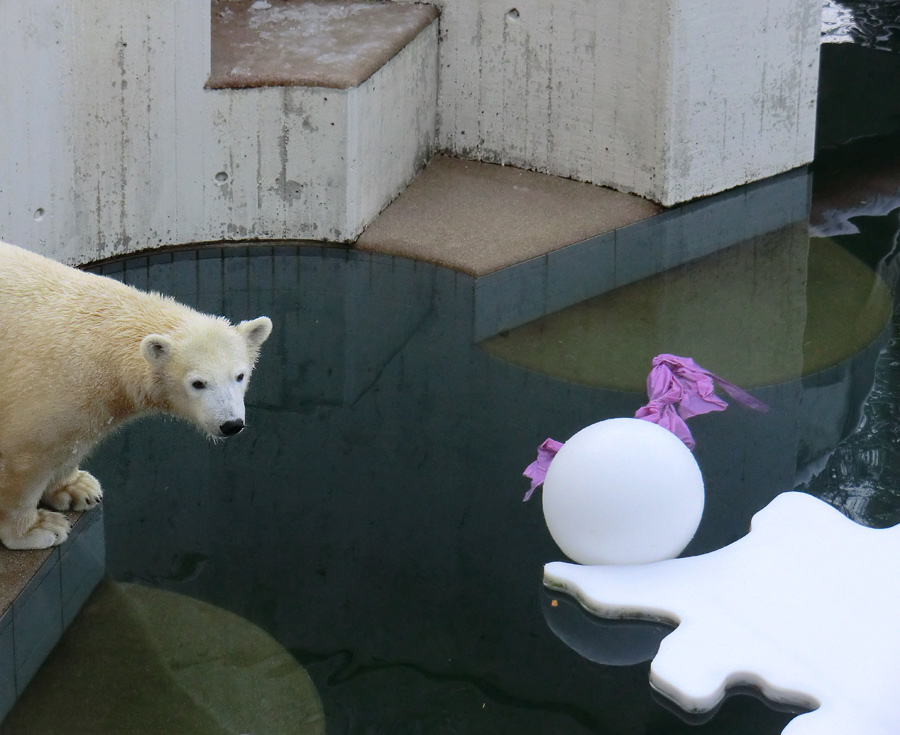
[542,418,704,565]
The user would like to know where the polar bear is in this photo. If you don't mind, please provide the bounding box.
[0,241,273,550]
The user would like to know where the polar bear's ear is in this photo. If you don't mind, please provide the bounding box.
[237,317,273,352]
[141,334,174,366]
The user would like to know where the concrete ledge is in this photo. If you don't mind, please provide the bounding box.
[356,155,811,340]
[0,509,105,724]
[208,0,440,90]
[356,156,662,276]
[201,12,439,244]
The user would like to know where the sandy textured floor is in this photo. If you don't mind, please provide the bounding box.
[357,156,661,276]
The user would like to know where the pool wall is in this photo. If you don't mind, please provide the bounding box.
[0,0,831,724]
[0,159,811,725]
[0,510,105,724]
[76,240,885,733]
[0,0,820,267]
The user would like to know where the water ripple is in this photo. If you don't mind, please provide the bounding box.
[823,0,900,53]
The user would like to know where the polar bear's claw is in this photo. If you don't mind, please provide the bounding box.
[0,509,70,550]
[42,470,103,511]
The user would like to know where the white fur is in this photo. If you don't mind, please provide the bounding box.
[0,241,272,550]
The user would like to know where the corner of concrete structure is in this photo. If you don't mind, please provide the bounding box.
[653,0,821,207]
[343,16,439,241]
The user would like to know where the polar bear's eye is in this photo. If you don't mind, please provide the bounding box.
[236,373,245,383]
[191,380,207,390]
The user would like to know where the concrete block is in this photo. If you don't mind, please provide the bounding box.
[425,0,820,205]
[208,5,438,243]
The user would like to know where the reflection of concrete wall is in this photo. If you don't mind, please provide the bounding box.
[473,167,812,340]
[652,223,810,385]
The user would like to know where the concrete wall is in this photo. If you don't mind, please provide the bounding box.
[0,0,437,264]
[0,0,79,261]
[423,0,821,205]
[0,0,820,263]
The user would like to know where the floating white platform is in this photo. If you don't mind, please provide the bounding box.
[545,491,900,734]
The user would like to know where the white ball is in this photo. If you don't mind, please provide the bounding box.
[542,418,704,565]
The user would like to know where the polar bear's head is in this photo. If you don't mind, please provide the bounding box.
[140,316,273,438]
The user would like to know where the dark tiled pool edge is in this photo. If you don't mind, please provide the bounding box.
[472,166,812,340]
[82,166,812,348]
[0,509,105,723]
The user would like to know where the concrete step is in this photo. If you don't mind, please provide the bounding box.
[208,0,439,91]
[204,0,440,241]
[357,156,811,340]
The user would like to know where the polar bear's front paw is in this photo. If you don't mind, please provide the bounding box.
[42,470,103,511]
[0,509,70,550]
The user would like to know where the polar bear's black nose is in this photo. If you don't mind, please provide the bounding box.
[220,419,244,436]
